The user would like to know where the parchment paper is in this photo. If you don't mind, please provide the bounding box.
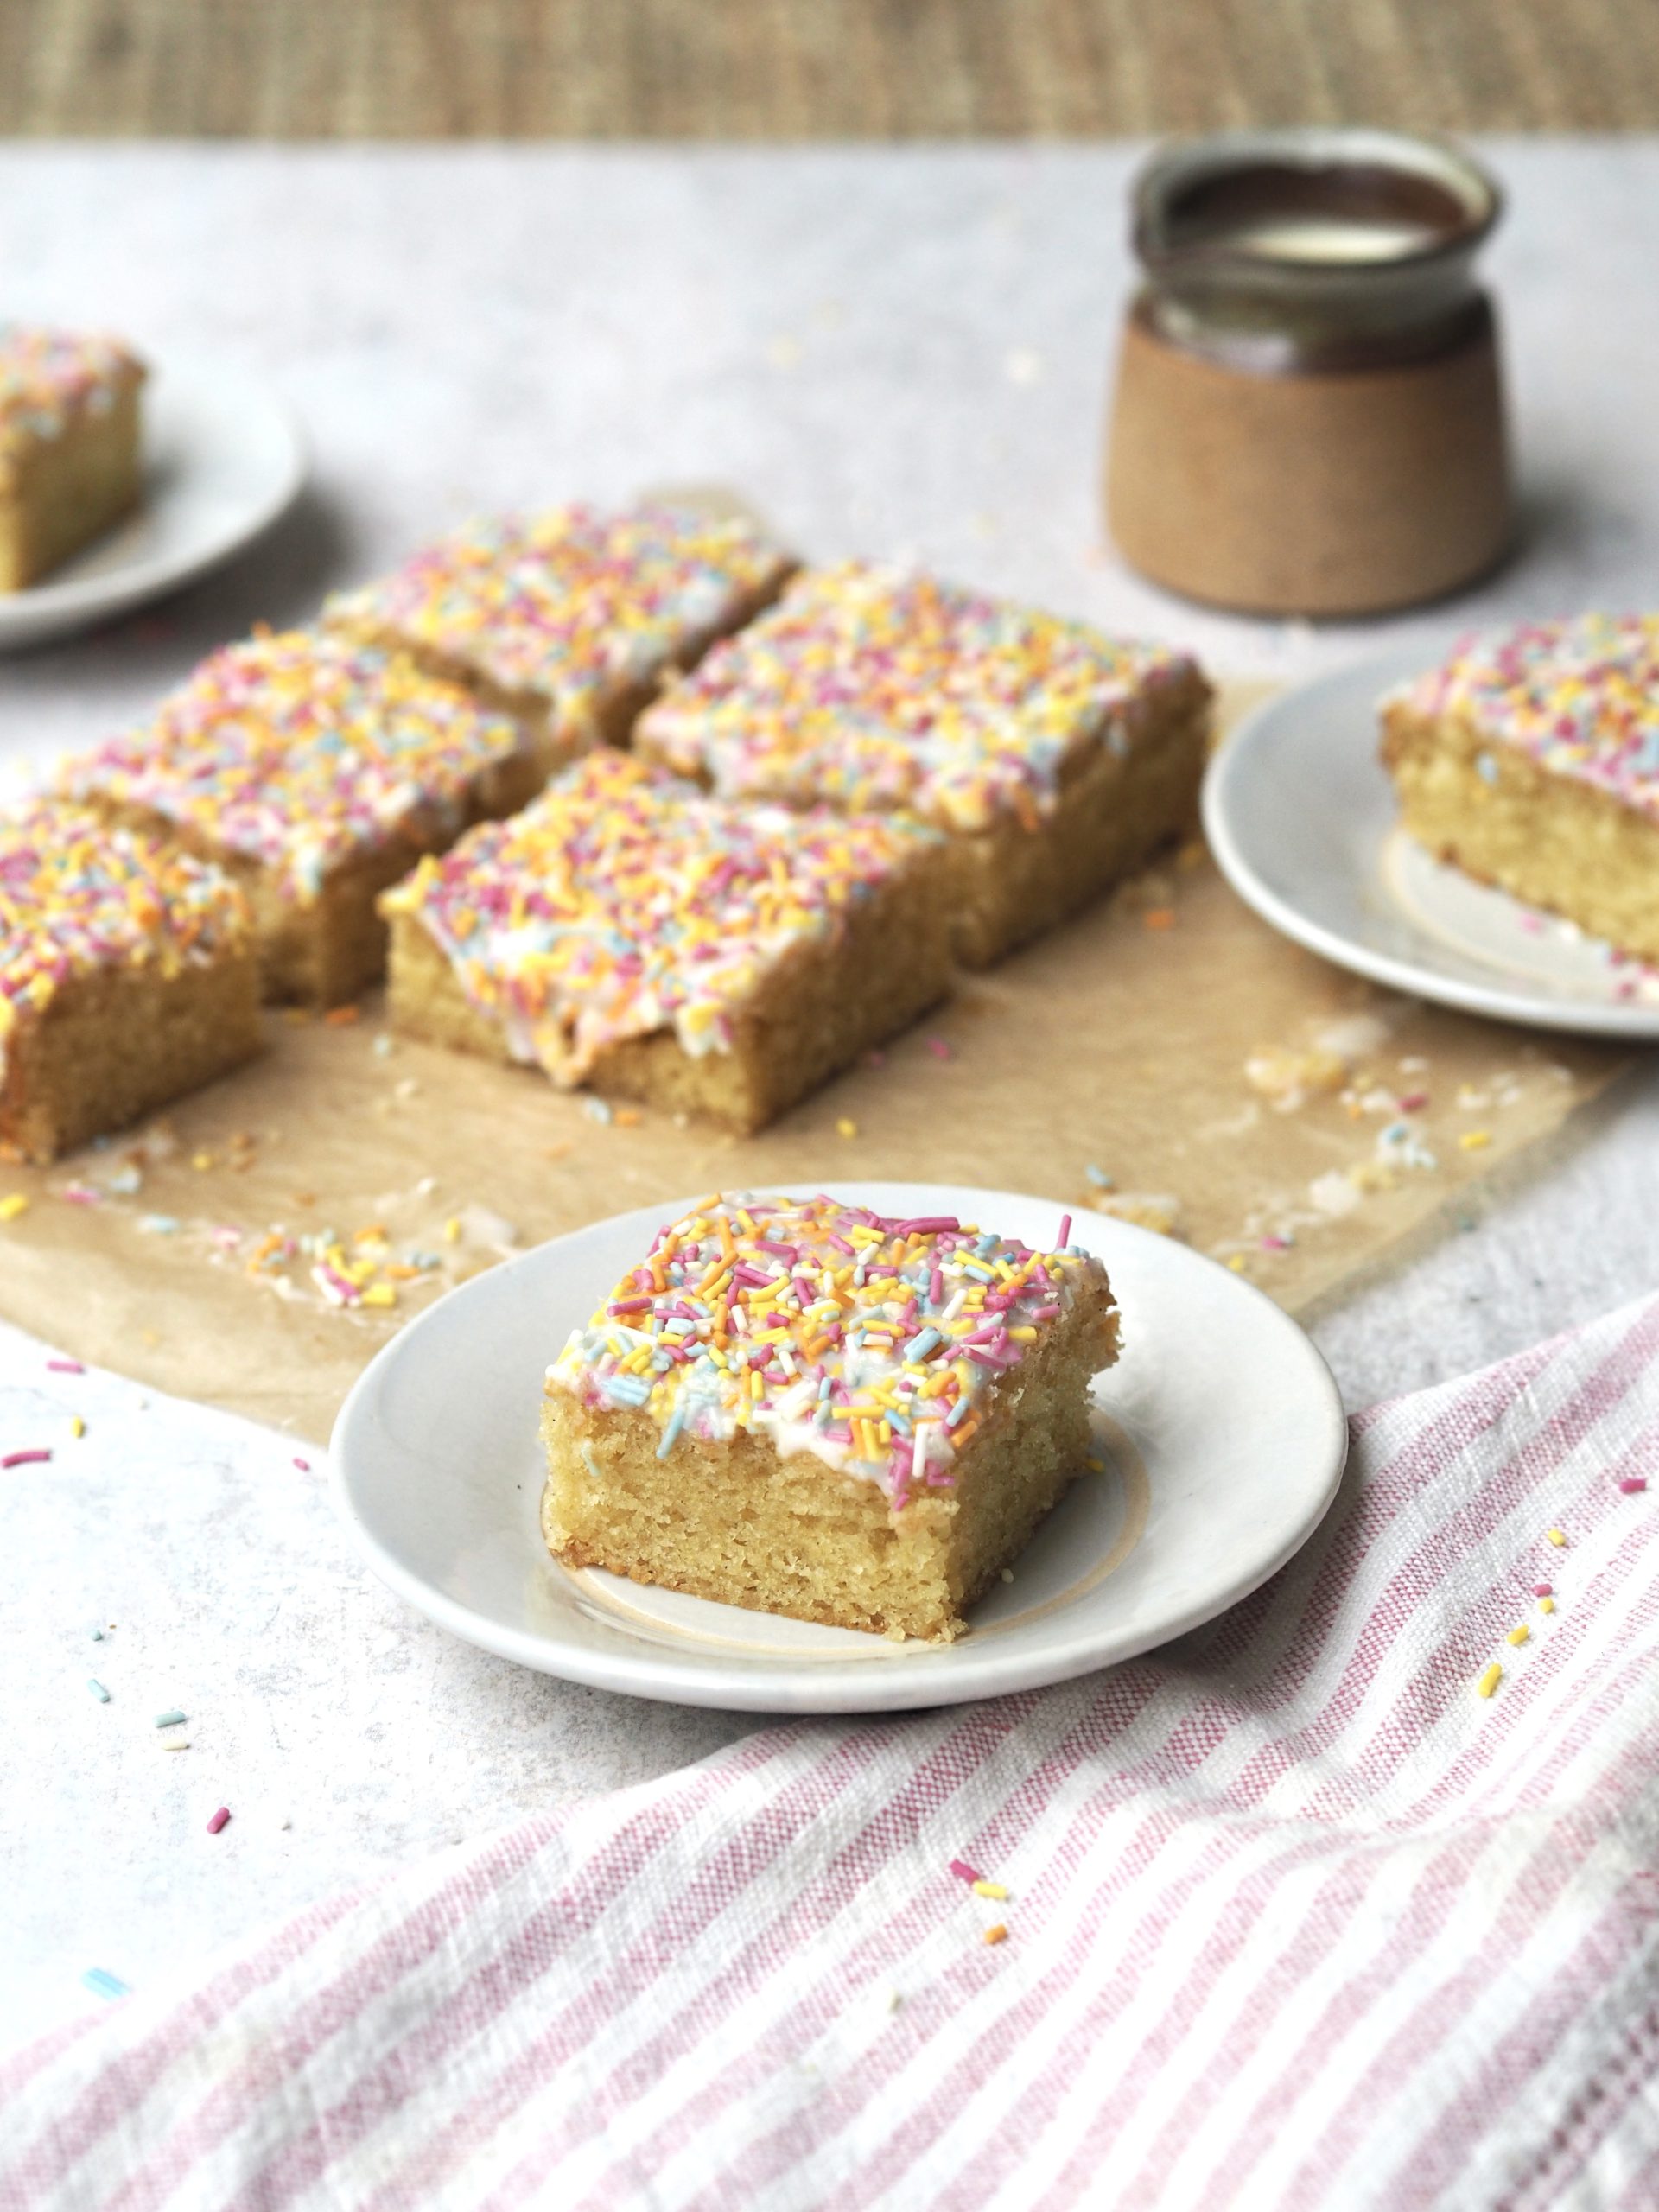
[0,687,1627,1440]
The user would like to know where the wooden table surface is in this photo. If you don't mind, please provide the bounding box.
[4,0,1657,137]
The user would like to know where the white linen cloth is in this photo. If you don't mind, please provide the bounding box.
[3,1292,1656,2209]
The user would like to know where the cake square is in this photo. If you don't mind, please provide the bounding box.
[0,327,145,591]
[380,751,952,1134]
[324,501,796,755]
[1381,615,1659,963]
[634,561,1212,967]
[62,627,543,1007]
[542,1192,1120,1642]
[0,799,259,1162]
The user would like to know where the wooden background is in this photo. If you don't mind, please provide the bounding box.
[3,0,1656,137]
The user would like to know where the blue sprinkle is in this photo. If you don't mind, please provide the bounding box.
[580,1443,602,1481]
[1476,752,1499,785]
[657,1401,687,1458]
[88,1679,111,1703]
[1084,1165,1115,1189]
[904,1326,942,1361]
[137,1215,181,1236]
[946,1396,973,1428]
[82,1967,130,2001]
[583,1097,614,1125]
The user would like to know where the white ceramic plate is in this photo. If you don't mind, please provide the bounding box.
[329,1183,1347,1713]
[0,353,305,652]
[1203,638,1659,1039]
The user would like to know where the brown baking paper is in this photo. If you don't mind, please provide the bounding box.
[0,683,1629,1442]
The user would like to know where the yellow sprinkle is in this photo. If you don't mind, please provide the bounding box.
[442,1217,461,1243]
[1547,1528,1567,1548]
[0,1193,29,1223]
[70,1415,85,1439]
[1506,1624,1529,1645]
[1087,1455,1106,1472]
[983,1923,1008,1946]
[1459,1130,1492,1152]
[1539,1596,1555,1613]
[191,1151,215,1171]
[1477,1663,1503,1699]
[749,1369,763,1400]
[361,1284,397,1308]
[836,1118,858,1139]
[1226,1255,1248,1273]
[971,1880,1008,1900]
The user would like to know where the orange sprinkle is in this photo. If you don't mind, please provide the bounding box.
[323,1004,360,1027]
[1142,908,1176,931]
[983,1924,1008,1946]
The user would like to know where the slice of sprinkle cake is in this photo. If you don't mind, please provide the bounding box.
[380,750,951,1133]
[325,501,796,753]
[0,798,258,1162]
[543,1193,1120,1642]
[61,627,542,1007]
[635,560,1211,966]
[1382,614,1659,964]
[0,327,146,591]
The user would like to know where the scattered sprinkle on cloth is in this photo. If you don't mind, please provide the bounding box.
[4,1296,1659,2210]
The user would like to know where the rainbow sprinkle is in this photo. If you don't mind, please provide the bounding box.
[546,1192,1114,1509]
[326,502,791,725]
[638,561,1199,832]
[383,752,942,1083]
[61,630,526,904]
[1394,615,1659,819]
[0,327,140,470]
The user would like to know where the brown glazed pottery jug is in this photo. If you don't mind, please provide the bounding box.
[1106,128,1513,618]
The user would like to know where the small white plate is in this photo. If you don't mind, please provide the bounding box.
[1204,638,1659,1039]
[329,1183,1347,1713]
[0,353,305,652]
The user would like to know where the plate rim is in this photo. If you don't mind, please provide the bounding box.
[328,1180,1350,1713]
[0,349,307,645]
[1202,639,1659,1040]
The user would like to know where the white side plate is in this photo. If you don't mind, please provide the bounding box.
[1203,639,1659,1039]
[0,353,305,652]
[330,1183,1348,1714]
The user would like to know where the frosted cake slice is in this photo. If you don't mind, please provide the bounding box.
[542,1192,1120,1642]
[0,327,145,590]
[325,500,795,756]
[0,799,258,1162]
[1382,614,1659,963]
[635,560,1211,966]
[62,627,541,1007]
[380,750,951,1134]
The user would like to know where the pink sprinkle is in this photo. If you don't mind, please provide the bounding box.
[206,1807,231,1835]
[1057,1213,1072,1249]
[925,1038,953,1061]
[1620,1478,1649,1494]
[949,1859,982,1884]
[293,1457,311,1472]
[1532,1583,1553,1598]
[60,1183,101,1206]
[893,1217,959,1236]
[1398,1091,1429,1112]
[2,1449,51,1470]
[47,1360,85,1374]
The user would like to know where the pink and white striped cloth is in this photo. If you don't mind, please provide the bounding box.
[6,1293,1659,2211]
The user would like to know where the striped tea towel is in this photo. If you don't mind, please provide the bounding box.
[4,1292,1659,2212]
